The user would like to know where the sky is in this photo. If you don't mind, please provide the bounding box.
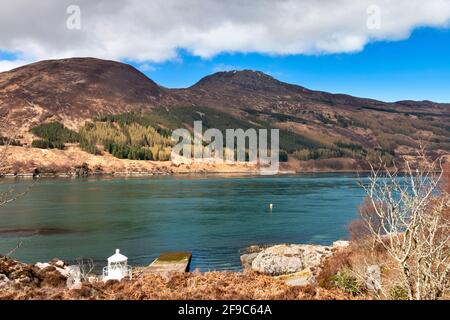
[1,0,450,102]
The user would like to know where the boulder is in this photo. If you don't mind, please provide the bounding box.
[240,252,259,269]
[0,255,70,288]
[252,254,303,276]
[366,265,382,292]
[1,255,40,286]
[66,265,82,289]
[53,259,65,268]
[37,266,67,287]
[249,244,333,276]
[240,245,271,269]
[0,273,10,288]
[37,261,72,277]
[333,240,350,249]
[35,262,51,270]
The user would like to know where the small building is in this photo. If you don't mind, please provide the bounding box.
[102,249,132,281]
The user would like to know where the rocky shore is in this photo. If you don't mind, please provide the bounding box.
[1,241,350,296]
[0,256,69,289]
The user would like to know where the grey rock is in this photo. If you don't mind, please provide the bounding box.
[240,252,259,269]
[366,265,382,292]
[332,240,350,249]
[0,273,10,288]
[35,262,51,269]
[252,254,303,276]
[54,260,65,268]
[66,265,82,289]
[248,244,333,276]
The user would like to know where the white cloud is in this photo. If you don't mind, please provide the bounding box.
[0,59,32,72]
[212,63,242,72]
[137,63,156,72]
[0,0,450,71]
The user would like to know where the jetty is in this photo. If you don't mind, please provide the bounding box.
[147,252,192,273]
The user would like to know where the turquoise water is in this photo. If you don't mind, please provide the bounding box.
[0,174,365,271]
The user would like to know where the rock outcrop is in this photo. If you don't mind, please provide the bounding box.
[244,244,333,276]
[240,241,350,286]
[0,255,68,289]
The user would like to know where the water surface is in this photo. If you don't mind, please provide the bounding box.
[0,174,365,271]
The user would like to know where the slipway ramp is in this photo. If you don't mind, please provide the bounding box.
[146,252,192,273]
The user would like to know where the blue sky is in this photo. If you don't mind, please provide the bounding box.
[127,27,450,103]
[2,0,450,104]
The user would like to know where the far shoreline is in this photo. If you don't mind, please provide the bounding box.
[0,170,370,180]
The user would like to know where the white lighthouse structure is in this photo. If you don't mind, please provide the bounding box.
[103,249,132,281]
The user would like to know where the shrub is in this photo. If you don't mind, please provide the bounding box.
[51,141,65,150]
[317,250,352,289]
[292,148,343,161]
[32,139,51,149]
[330,269,365,296]
[31,139,65,150]
[79,138,101,155]
[105,142,152,160]
[390,286,409,300]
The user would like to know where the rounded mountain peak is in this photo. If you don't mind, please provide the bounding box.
[0,58,165,133]
[191,69,296,93]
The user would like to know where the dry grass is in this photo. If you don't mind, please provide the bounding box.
[444,163,450,194]
[0,145,258,175]
[328,161,450,299]
[317,241,403,299]
[0,270,359,300]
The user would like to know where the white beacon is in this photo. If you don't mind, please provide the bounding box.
[103,249,132,281]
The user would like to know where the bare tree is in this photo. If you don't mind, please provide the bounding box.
[361,154,450,300]
[76,258,96,281]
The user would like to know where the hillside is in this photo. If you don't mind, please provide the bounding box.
[0,58,166,138]
[0,58,449,173]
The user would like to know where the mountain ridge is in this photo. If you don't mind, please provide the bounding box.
[0,58,449,162]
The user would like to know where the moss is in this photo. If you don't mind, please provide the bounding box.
[157,252,192,263]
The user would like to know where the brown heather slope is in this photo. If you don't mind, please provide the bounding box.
[176,69,450,157]
[0,58,449,165]
[0,58,166,137]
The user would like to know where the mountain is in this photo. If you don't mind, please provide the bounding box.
[0,58,449,163]
[183,68,449,113]
[0,58,165,135]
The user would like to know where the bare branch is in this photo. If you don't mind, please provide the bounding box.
[359,152,449,299]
